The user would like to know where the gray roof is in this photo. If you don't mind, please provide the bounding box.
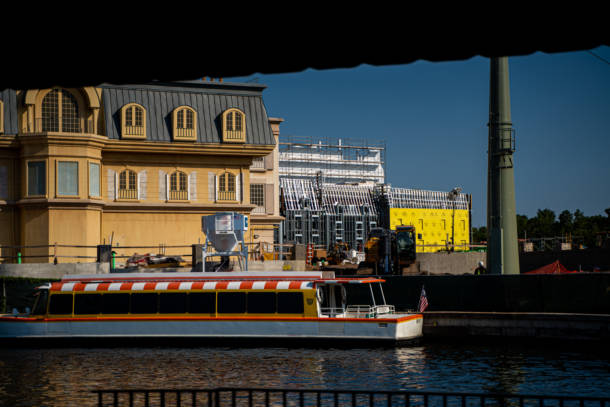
[101,80,275,145]
[0,89,19,134]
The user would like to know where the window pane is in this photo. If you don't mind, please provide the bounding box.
[247,292,276,314]
[235,112,242,131]
[27,161,46,196]
[159,292,187,314]
[250,184,264,207]
[42,89,59,132]
[57,161,78,196]
[188,292,215,313]
[89,163,100,197]
[101,293,130,314]
[131,293,158,314]
[218,292,246,313]
[61,90,80,133]
[49,294,73,314]
[74,294,102,315]
[277,292,304,314]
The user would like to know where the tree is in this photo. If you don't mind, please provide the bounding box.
[558,210,573,235]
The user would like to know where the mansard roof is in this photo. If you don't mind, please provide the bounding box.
[0,89,18,134]
[100,80,275,145]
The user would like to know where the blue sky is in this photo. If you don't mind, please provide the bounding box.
[229,46,610,227]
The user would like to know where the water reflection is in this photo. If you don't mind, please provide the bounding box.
[0,343,608,407]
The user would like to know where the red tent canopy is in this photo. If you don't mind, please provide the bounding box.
[524,260,577,274]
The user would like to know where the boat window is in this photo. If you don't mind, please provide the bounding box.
[247,292,276,314]
[48,293,73,315]
[188,292,216,313]
[101,293,130,314]
[31,290,49,315]
[159,292,187,314]
[218,292,246,313]
[277,292,304,314]
[74,293,102,315]
[131,293,158,314]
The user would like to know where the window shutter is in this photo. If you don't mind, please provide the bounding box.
[114,172,118,200]
[265,184,274,214]
[187,174,191,200]
[107,169,115,200]
[264,153,273,170]
[166,174,169,201]
[208,172,215,202]
[214,175,218,202]
[235,174,240,202]
[137,172,141,200]
[138,170,146,200]
[189,172,197,202]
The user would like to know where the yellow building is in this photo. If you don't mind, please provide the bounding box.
[387,188,471,253]
[389,207,470,253]
[0,81,283,263]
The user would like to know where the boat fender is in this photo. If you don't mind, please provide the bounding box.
[316,287,324,304]
[341,286,347,307]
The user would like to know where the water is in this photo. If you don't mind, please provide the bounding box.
[0,342,608,406]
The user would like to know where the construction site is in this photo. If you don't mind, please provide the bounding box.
[278,136,473,270]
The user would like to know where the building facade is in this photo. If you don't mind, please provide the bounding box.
[0,81,282,263]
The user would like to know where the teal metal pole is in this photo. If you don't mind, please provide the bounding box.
[487,56,520,275]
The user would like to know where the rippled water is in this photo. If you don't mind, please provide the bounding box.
[0,342,608,406]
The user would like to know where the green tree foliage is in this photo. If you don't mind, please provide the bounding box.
[512,208,610,248]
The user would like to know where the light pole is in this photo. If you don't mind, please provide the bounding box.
[448,187,462,252]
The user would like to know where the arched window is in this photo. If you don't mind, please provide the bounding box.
[172,106,197,140]
[217,172,236,201]
[118,169,138,199]
[121,103,146,139]
[169,171,188,200]
[222,108,245,143]
[41,89,81,133]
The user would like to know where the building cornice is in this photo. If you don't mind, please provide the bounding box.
[102,140,275,156]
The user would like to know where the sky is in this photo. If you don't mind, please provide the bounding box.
[229,46,610,227]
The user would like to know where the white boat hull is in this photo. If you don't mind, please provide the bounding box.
[0,314,423,343]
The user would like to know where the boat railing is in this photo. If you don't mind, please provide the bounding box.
[319,307,346,318]
[345,305,395,318]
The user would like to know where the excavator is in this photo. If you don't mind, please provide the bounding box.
[357,185,417,275]
[357,225,416,275]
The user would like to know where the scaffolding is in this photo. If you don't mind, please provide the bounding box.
[279,135,386,184]
[280,178,470,251]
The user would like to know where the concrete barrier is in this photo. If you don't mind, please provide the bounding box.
[417,251,486,275]
[247,260,306,271]
[0,262,110,279]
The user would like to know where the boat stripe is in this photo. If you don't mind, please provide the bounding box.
[61,283,75,292]
[179,282,192,290]
[277,281,290,290]
[51,280,317,292]
[227,282,241,290]
[156,282,169,291]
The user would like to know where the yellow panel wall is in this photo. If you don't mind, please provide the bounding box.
[389,208,470,253]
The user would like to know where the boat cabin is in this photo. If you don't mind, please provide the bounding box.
[27,272,395,320]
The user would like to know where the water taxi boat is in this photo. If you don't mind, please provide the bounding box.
[0,271,423,346]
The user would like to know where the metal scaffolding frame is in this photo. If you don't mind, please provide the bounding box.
[279,135,386,185]
[280,178,469,250]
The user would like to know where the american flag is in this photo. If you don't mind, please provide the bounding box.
[418,286,429,312]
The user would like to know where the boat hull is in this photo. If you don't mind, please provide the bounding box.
[0,314,423,346]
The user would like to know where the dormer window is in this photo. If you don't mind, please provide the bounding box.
[173,106,197,141]
[41,89,81,133]
[222,108,245,143]
[121,103,146,139]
